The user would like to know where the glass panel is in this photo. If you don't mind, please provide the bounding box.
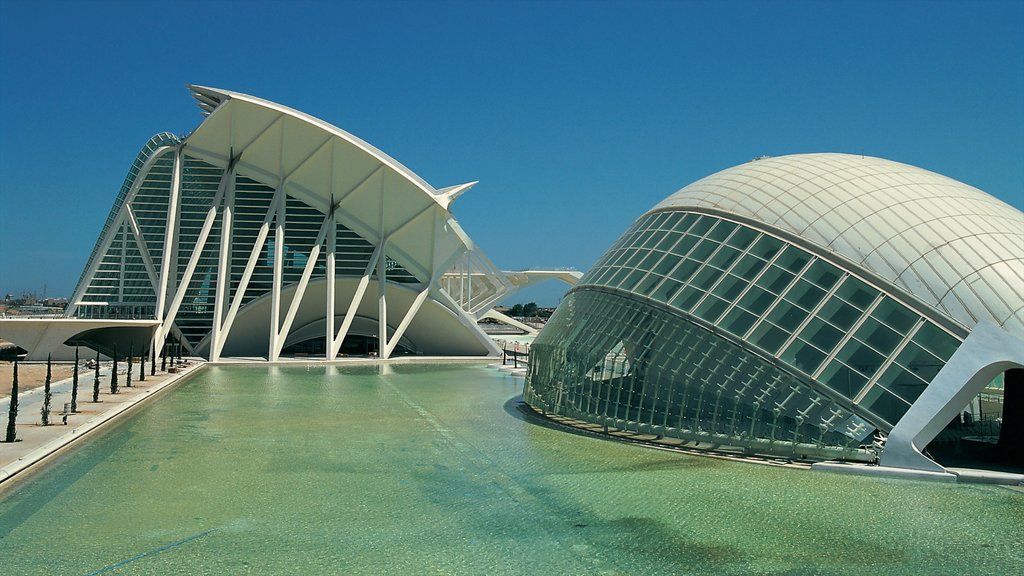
[836,277,877,309]
[671,286,706,312]
[731,255,767,281]
[691,266,724,291]
[766,301,807,332]
[618,269,646,291]
[860,385,911,426]
[818,297,861,330]
[875,364,928,404]
[655,231,683,252]
[694,295,730,323]
[670,235,699,257]
[774,247,811,274]
[748,235,783,261]
[855,318,903,356]
[675,212,700,233]
[707,220,736,242]
[689,216,715,237]
[820,360,869,399]
[712,274,746,302]
[786,280,826,311]
[781,339,828,375]
[750,322,790,355]
[652,254,679,276]
[689,239,719,262]
[798,318,844,353]
[871,298,918,333]
[895,342,943,382]
[802,260,842,290]
[708,245,741,270]
[755,266,794,295]
[836,340,885,380]
[635,272,663,295]
[722,308,758,337]
[670,259,701,283]
[738,286,776,316]
[725,226,758,250]
[637,251,663,271]
[652,279,683,303]
[910,323,960,362]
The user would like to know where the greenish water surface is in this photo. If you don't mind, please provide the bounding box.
[0,364,1021,575]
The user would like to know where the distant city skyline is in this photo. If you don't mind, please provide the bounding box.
[1,0,1021,306]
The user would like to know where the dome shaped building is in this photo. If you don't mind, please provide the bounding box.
[525,153,1024,477]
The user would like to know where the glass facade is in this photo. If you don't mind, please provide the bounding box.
[526,210,964,460]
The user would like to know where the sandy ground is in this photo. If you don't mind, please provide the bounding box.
[0,362,78,397]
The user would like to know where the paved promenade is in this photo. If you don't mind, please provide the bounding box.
[0,360,204,486]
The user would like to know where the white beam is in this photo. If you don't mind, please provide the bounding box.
[383,287,429,358]
[124,205,161,291]
[211,168,235,362]
[329,243,382,359]
[154,147,183,350]
[269,183,286,361]
[273,215,331,359]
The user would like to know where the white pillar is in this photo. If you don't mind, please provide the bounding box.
[269,185,285,361]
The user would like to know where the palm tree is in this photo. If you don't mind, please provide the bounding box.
[5,360,18,442]
[93,349,101,402]
[71,345,79,412]
[40,353,52,425]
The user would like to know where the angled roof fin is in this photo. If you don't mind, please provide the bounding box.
[436,181,478,210]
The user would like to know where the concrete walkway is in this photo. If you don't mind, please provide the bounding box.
[0,360,204,486]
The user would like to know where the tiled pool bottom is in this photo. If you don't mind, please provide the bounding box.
[1,364,1021,575]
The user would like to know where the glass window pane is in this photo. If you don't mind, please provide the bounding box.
[836,277,877,308]
[781,339,828,375]
[895,341,943,382]
[712,274,747,302]
[859,385,911,426]
[655,231,683,252]
[802,260,842,290]
[911,323,960,361]
[748,235,783,261]
[818,297,861,330]
[707,220,736,241]
[836,340,885,380]
[691,266,724,291]
[638,251,663,271]
[689,216,715,236]
[671,286,706,312]
[755,266,794,294]
[738,286,776,316]
[750,322,790,355]
[820,360,870,399]
[798,317,844,352]
[675,213,700,233]
[708,245,741,270]
[635,273,663,295]
[670,259,701,283]
[774,247,811,274]
[871,299,918,333]
[694,295,730,323]
[722,308,758,337]
[731,255,767,281]
[766,300,807,332]
[726,226,759,250]
[618,269,646,291]
[652,279,683,303]
[671,235,699,257]
[652,254,679,276]
[786,280,826,311]
[875,364,928,404]
[689,239,719,261]
[855,317,903,356]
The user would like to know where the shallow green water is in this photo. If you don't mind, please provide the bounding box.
[1,364,1021,575]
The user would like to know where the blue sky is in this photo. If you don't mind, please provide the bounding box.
[1,0,1021,306]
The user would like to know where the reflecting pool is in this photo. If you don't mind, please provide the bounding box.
[1,364,1021,574]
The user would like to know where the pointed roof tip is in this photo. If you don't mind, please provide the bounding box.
[436,181,478,210]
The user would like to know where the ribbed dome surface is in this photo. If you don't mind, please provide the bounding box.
[653,153,1024,336]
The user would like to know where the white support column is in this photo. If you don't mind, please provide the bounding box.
[161,164,234,342]
[269,183,286,361]
[211,169,234,362]
[218,186,283,349]
[273,215,331,359]
[325,214,336,360]
[118,219,127,306]
[125,205,161,291]
[383,287,430,358]
[329,243,382,359]
[155,146,183,351]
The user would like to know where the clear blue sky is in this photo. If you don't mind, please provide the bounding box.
[1,0,1021,306]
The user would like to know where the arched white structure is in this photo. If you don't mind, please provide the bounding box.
[57,86,511,360]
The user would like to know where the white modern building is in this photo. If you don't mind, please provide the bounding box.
[1,86,544,361]
[525,153,1023,476]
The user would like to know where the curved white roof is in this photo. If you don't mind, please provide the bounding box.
[182,85,479,284]
[653,153,1024,336]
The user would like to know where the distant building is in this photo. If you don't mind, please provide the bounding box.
[526,154,1023,476]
